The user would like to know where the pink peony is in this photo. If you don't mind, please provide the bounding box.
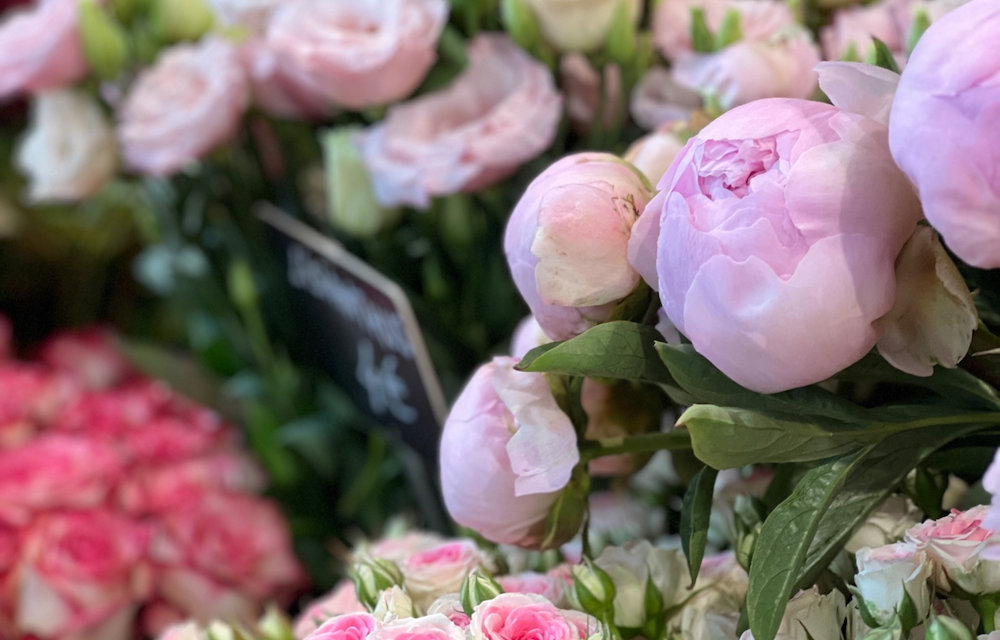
[906,505,1000,595]
[0,434,122,524]
[497,572,568,606]
[295,580,367,639]
[15,510,149,640]
[265,0,448,111]
[652,0,797,61]
[118,39,249,177]
[37,327,133,391]
[440,357,579,546]
[356,34,562,210]
[400,539,487,609]
[637,98,921,392]
[305,613,379,640]
[888,0,1000,268]
[469,593,591,640]
[368,615,467,640]
[821,1,902,61]
[505,153,653,341]
[0,0,88,99]
[624,125,687,186]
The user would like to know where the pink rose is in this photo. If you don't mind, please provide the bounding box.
[0,364,78,446]
[504,153,653,341]
[119,452,266,514]
[498,572,568,606]
[356,34,562,210]
[854,542,931,626]
[0,0,88,99]
[117,416,227,464]
[623,125,687,194]
[470,593,590,640]
[118,39,249,177]
[427,594,471,630]
[672,32,821,112]
[37,327,133,391]
[629,67,702,131]
[369,531,444,564]
[305,613,379,640]
[369,615,467,640]
[265,0,448,111]
[653,0,797,61]
[0,315,11,361]
[906,505,1000,595]
[15,510,148,640]
[401,539,487,608]
[295,580,367,639]
[440,357,579,546]
[638,98,921,392]
[560,55,624,134]
[821,1,902,61]
[888,0,1000,268]
[0,434,122,524]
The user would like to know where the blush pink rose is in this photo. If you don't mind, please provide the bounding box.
[295,580,367,639]
[0,364,78,446]
[369,531,444,564]
[368,615,467,640]
[356,34,562,210]
[638,98,921,393]
[504,153,653,341]
[498,572,568,606]
[118,39,249,177]
[427,594,471,630]
[906,505,1000,595]
[265,0,448,111]
[118,452,266,514]
[0,0,88,99]
[653,0,797,61]
[440,357,579,546]
[37,327,133,391]
[821,1,902,61]
[888,0,1000,268]
[469,593,589,640]
[15,510,148,640]
[400,539,487,609]
[0,434,122,524]
[306,613,379,640]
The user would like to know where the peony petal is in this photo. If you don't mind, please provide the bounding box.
[876,227,978,377]
[816,61,900,127]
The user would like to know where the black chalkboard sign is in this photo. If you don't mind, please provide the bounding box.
[257,205,447,463]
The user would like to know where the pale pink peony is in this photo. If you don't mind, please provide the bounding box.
[629,66,702,131]
[624,125,687,187]
[118,39,249,177]
[356,34,562,210]
[15,510,148,640]
[821,1,902,61]
[469,593,591,640]
[652,0,797,61]
[504,153,653,341]
[401,539,487,609]
[440,357,579,546]
[369,615,467,640]
[0,0,88,99]
[265,0,448,111]
[888,0,1000,268]
[510,315,551,360]
[0,434,122,524]
[305,613,379,640]
[38,327,133,391]
[497,572,568,606]
[640,98,921,392]
[906,505,1000,595]
[295,580,367,639]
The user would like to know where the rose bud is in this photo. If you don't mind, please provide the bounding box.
[889,0,1000,268]
[853,543,932,629]
[373,586,420,623]
[460,569,504,616]
[505,153,654,341]
[353,553,405,609]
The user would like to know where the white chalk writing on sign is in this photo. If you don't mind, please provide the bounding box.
[286,245,414,360]
[356,340,418,424]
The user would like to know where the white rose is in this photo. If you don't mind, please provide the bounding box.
[16,89,116,204]
[855,543,932,626]
[374,586,420,623]
[523,0,642,53]
[846,495,923,554]
[672,554,747,640]
[595,541,652,628]
[740,588,846,640]
[647,544,693,610]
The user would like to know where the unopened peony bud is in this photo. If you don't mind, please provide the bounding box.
[460,569,504,616]
[500,0,541,53]
[353,553,405,608]
[374,585,420,622]
[151,0,214,43]
[927,616,974,640]
[78,1,129,80]
[322,127,401,239]
[570,561,617,616]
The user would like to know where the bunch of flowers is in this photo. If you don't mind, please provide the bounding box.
[0,321,303,640]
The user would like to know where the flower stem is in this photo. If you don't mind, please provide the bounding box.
[580,430,692,462]
[974,595,1000,633]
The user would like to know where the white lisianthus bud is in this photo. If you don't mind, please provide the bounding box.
[853,543,932,629]
[374,585,420,623]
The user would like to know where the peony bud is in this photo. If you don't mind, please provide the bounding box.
[569,560,617,616]
[374,585,420,623]
[78,1,129,80]
[353,553,405,609]
[927,616,975,640]
[460,569,504,616]
[150,0,214,43]
[322,127,401,239]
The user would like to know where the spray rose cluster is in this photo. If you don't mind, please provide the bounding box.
[0,322,303,640]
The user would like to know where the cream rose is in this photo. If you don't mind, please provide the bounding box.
[399,540,488,610]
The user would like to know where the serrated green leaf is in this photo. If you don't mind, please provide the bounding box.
[681,465,719,583]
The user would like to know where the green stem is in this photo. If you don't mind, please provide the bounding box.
[580,430,692,462]
[974,595,999,633]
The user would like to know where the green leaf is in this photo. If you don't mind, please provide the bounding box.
[518,322,693,403]
[713,8,743,51]
[541,464,591,551]
[678,405,868,469]
[690,7,715,53]
[681,466,719,583]
[871,38,902,73]
[657,344,871,422]
[747,448,873,640]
